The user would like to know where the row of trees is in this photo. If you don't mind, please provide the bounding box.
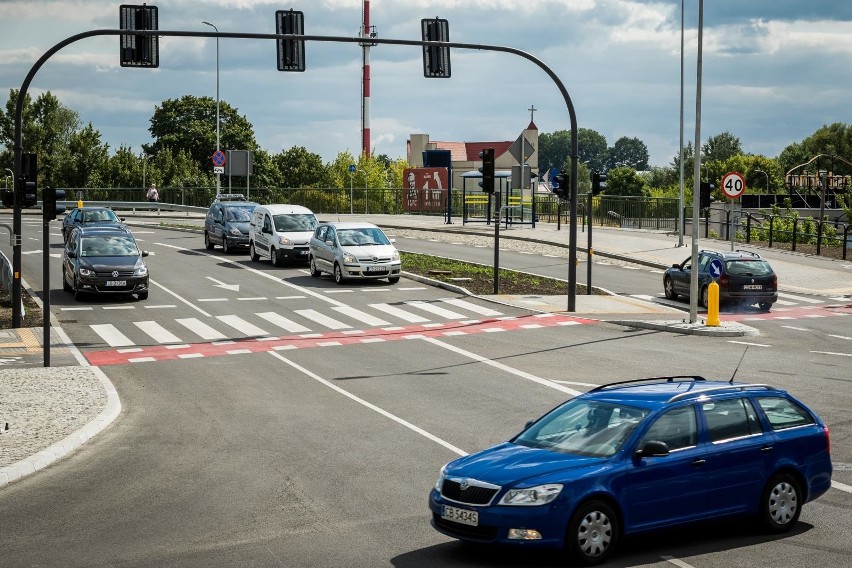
[1,88,850,217]
[0,91,409,194]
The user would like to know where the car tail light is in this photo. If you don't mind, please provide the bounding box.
[773,274,777,288]
[719,274,729,289]
[824,425,830,454]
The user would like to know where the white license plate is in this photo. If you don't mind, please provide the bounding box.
[442,505,479,526]
[105,280,126,287]
[365,265,387,272]
[742,284,763,290]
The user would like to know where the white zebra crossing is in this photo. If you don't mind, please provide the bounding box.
[88,299,506,348]
[176,318,228,341]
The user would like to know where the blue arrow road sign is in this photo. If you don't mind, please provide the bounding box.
[349,164,356,173]
[708,258,723,279]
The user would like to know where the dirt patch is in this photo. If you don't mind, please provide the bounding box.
[0,287,44,329]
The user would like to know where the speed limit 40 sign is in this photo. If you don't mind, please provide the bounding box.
[721,171,746,199]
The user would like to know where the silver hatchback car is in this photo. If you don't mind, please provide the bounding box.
[309,222,402,284]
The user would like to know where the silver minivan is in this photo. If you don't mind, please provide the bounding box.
[309,222,402,284]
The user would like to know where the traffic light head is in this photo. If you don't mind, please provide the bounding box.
[478,147,495,194]
[700,181,713,209]
[592,171,608,195]
[43,187,66,221]
[551,170,569,200]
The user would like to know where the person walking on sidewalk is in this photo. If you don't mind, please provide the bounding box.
[146,183,159,211]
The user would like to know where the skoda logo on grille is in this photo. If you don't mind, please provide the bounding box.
[751,278,755,284]
[459,479,470,491]
[111,271,119,277]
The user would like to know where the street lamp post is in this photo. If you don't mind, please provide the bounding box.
[202,21,220,196]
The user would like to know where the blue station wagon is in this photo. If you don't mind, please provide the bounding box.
[429,377,832,565]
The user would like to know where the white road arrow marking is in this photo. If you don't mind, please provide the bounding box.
[206,276,240,292]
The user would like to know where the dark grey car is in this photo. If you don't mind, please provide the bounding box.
[63,226,150,301]
[204,194,258,253]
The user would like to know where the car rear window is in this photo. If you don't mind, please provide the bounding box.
[725,259,773,276]
[755,397,815,430]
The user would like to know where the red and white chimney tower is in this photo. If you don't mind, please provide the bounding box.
[361,0,373,158]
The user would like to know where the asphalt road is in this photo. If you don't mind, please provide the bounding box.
[1,215,850,567]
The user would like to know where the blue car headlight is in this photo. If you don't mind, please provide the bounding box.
[434,465,447,492]
[499,484,563,506]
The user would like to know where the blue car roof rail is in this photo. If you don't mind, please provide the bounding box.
[589,376,707,393]
[667,383,777,403]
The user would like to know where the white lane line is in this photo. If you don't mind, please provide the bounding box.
[441,298,503,317]
[398,287,426,291]
[103,306,135,311]
[407,300,466,320]
[781,326,811,331]
[216,315,269,337]
[275,295,306,300]
[134,321,182,344]
[176,318,228,341]
[91,324,134,347]
[661,556,697,568]
[144,304,177,309]
[552,380,598,387]
[777,292,824,304]
[294,309,352,330]
[149,278,211,317]
[833,480,852,493]
[256,312,312,333]
[811,351,852,358]
[774,299,797,306]
[332,306,391,327]
[197,298,228,302]
[60,307,92,311]
[370,303,430,323]
[270,352,467,457]
[423,337,583,396]
[728,341,772,347]
[237,297,267,301]
[828,334,852,341]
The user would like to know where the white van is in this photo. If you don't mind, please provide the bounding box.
[248,204,319,265]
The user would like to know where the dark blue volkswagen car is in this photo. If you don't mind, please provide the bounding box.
[429,377,832,565]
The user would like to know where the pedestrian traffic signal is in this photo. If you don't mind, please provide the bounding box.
[592,171,608,195]
[700,181,713,209]
[478,148,495,194]
[276,9,306,72]
[119,5,159,68]
[43,187,66,221]
[551,171,569,200]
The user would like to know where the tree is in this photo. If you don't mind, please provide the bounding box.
[607,137,649,171]
[0,90,83,185]
[537,129,571,172]
[53,123,110,188]
[273,146,327,188]
[778,123,852,176]
[604,167,648,197]
[145,95,258,173]
[538,128,609,174]
[100,145,145,188]
[702,131,742,162]
[577,129,608,173]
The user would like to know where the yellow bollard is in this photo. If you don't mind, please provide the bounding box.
[77,199,83,208]
[706,281,720,327]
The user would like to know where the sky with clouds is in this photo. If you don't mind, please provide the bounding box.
[1,0,850,169]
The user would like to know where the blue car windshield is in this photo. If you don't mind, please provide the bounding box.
[514,399,650,458]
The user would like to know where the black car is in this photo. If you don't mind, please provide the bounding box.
[204,194,259,253]
[62,207,127,241]
[664,249,778,311]
[63,226,149,301]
